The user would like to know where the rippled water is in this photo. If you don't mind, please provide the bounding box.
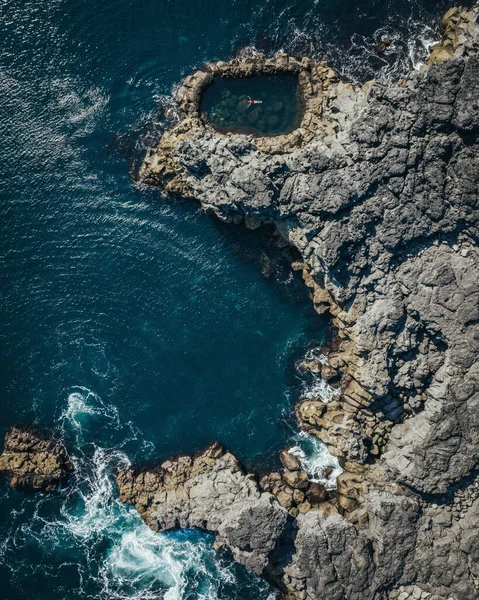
[0,0,466,597]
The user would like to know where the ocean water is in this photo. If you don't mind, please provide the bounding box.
[201,75,302,135]
[0,0,467,598]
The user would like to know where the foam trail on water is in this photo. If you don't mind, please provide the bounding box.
[60,386,120,433]
[409,28,438,70]
[289,431,343,489]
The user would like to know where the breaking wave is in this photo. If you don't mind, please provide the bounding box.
[0,390,276,600]
[296,347,341,404]
[289,431,343,490]
[301,375,340,404]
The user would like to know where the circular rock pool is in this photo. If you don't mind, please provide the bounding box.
[200,74,303,136]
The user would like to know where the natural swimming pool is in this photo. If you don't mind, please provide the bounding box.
[200,74,303,136]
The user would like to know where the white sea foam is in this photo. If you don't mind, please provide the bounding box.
[302,375,340,404]
[304,346,329,365]
[237,9,444,84]
[60,386,121,433]
[288,431,343,489]
[0,389,274,599]
[409,29,438,70]
[296,347,340,404]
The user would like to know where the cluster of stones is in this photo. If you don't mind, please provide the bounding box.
[293,259,424,459]
[115,442,292,579]
[388,585,452,600]
[428,5,479,65]
[258,448,337,518]
[418,471,479,523]
[295,344,344,385]
[450,478,479,520]
[0,426,72,492]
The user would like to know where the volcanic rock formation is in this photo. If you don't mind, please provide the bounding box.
[126,3,479,599]
[0,426,72,492]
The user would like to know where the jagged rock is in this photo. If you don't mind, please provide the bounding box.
[280,449,302,471]
[320,364,339,382]
[116,442,289,576]
[0,426,72,492]
[283,510,375,599]
[133,3,479,599]
[296,358,322,374]
[297,398,370,463]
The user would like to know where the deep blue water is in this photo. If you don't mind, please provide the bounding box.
[0,0,466,598]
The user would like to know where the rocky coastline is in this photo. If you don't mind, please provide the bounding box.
[0,426,72,492]
[131,3,479,599]
[2,3,478,599]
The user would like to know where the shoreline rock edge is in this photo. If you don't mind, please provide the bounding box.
[132,3,479,598]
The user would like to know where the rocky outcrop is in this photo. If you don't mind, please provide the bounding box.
[131,2,479,599]
[117,442,479,599]
[140,0,479,485]
[428,4,479,64]
[116,442,290,578]
[0,426,72,491]
[139,54,361,193]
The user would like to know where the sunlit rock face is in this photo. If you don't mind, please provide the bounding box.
[0,426,72,491]
[131,3,479,599]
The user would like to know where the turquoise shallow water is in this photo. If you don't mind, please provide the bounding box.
[0,0,467,597]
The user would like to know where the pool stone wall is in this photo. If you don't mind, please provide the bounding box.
[140,52,366,195]
[176,54,339,152]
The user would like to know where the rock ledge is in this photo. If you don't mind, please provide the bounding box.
[0,426,72,492]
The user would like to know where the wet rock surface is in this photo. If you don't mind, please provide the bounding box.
[131,3,479,599]
[0,426,72,492]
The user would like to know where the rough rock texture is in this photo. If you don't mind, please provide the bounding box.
[116,442,290,577]
[118,441,479,598]
[0,426,72,492]
[131,3,479,599]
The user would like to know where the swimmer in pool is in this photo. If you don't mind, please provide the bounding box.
[248,96,263,106]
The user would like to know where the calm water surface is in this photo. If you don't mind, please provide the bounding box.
[0,0,467,597]
[201,75,302,135]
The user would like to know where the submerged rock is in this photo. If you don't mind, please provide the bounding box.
[0,426,72,492]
